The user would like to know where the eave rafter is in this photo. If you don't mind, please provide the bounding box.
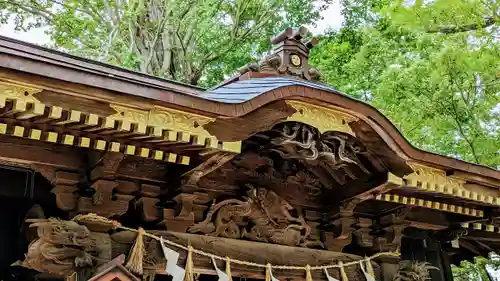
[384,163,500,207]
[375,193,484,218]
[461,222,500,233]
[0,81,241,165]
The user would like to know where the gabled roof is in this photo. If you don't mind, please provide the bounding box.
[0,35,499,186]
[0,35,203,96]
[202,77,337,103]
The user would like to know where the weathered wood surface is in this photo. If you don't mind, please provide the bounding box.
[0,135,84,170]
[146,231,377,281]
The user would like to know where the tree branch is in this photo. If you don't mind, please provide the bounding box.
[1,0,55,22]
[426,17,497,34]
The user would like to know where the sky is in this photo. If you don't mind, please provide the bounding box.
[0,1,343,45]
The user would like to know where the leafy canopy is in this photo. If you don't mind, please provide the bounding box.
[310,0,500,168]
[453,256,500,281]
[0,0,330,86]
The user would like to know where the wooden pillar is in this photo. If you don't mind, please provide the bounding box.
[440,248,454,281]
[0,165,36,280]
[401,233,454,281]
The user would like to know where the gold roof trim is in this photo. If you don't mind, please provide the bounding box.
[0,120,190,165]
[461,222,499,233]
[376,193,484,217]
[0,81,42,103]
[0,81,242,165]
[285,100,357,135]
[387,163,500,206]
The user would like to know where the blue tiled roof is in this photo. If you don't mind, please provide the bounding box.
[200,77,339,104]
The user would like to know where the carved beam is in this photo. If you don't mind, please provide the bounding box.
[405,220,448,231]
[0,135,84,170]
[90,152,169,183]
[0,80,241,164]
[375,193,484,218]
[344,175,396,202]
[148,231,377,281]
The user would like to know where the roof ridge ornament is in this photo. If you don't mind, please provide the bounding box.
[239,26,321,82]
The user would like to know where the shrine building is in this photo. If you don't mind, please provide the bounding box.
[0,27,499,281]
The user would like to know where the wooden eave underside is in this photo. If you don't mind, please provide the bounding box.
[1,36,500,202]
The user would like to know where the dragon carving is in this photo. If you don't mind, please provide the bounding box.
[254,122,381,185]
[188,185,322,248]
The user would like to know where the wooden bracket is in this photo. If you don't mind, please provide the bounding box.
[373,207,411,252]
[159,192,210,232]
[324,198,361,251]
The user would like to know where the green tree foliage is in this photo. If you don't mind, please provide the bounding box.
[453,256,500,281]
[0,0,329,86]
[310,0,500,168]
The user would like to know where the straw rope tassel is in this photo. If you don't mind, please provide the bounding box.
[338,261,348,281]
[185,246,195,281]
[265,263,272,281]
[305,265,313,281]
[126,227,145,275]
[225,256,233,281]
[365,258,375,278]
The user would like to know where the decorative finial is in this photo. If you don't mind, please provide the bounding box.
[240,26,322,82]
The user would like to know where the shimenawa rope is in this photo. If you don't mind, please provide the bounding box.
[73,213,400,271]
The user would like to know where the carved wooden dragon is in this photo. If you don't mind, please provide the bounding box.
[188,185,322,247]
[268,123,370,173]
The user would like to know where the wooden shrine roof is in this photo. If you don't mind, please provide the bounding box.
[202,76,338,103]
[0,34,499,186]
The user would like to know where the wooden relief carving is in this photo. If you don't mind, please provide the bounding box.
[253,122,383,186]
[399,163,500,205]
[188,186,322,248]
[0,81,42,103]
[405,163,465,191]
[22,220,106,278]
[148,106,215,139]
[285,100,357,135]
[178,121,386,249]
